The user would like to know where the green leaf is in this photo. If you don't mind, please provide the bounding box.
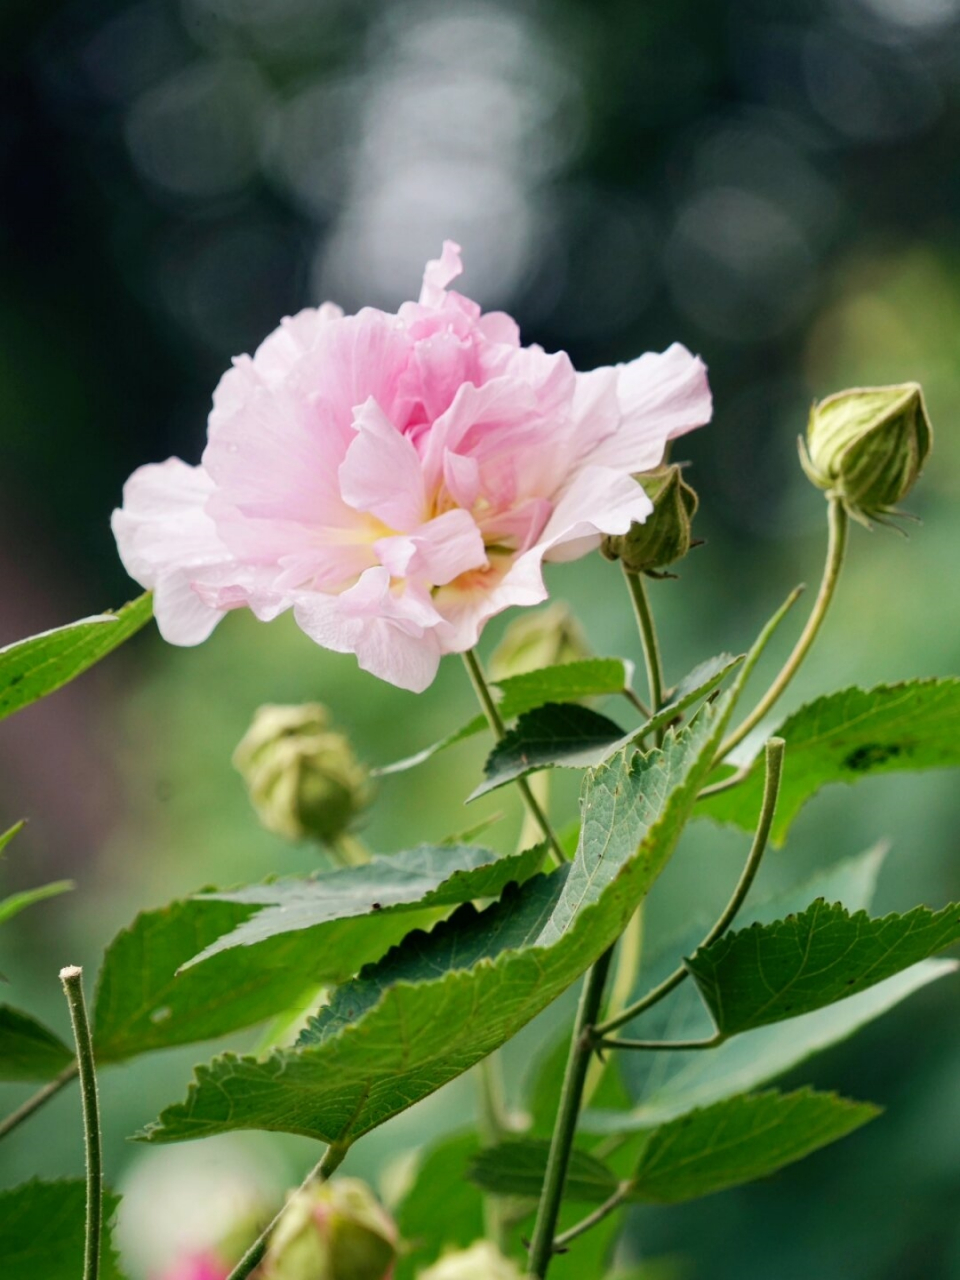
[0,1007,74,1082]
[701,678,960,844]
[0,880,73,927]
[585,848,955,1131]
[687,899,960,1035]
[184,843,544,966]
[472,654,743,799]
[141,694,730,1145]
[394,1132,484,1280]
[471,704,628,798]
[495,658,633,719]
[0,594,153,723]
[0,1180,124,1279]
[371,714,486,777]
[626,1088,878,1203]
[468,1140,619,1202]
[0,820,26,856]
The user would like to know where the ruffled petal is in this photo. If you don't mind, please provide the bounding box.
[419,240,464,307]
[375,508,486,587]
[339,398,426,531]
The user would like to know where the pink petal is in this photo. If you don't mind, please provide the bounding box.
[539,465,652,563]
[375,508,486,586]
[419,240,464,307]
[339,398,426,531]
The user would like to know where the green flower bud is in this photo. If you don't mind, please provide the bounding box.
[233,704,373,848]
[799,382,932,526]
[262,1179,397,1280]
[600,464,699,576]
[418,1241,528,1280]
[488,602,591,681]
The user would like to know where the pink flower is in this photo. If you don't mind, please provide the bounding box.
[113,243,711,692]
[158,1251,228,1280]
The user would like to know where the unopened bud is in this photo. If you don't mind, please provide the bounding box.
[262,1179,397,1280]
[799,382,932,525]
[601,464,699,575]
[488,602,591,681]
[418,1241,528,1280]
[233,705,373,848]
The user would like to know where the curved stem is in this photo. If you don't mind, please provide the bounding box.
[552,1182,632,1250]
[623,568,665,737]
[225,1141,349,1280]
[0,1060,78,1141]
[60,967,102,1280]
[719,499,848,760]
[599,1033,723,1052]
[461,650,567,863]
[528,948,614,1277]
[595,737,785,1038]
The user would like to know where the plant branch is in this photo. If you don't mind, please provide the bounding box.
[528,948,614,1277]
[623,568,665,736]
[461,650,567,863]
[598,1033,724,1052]
[225,1141,349,1280]
[552,1181,632,1250]
[0,1060,78,1142]
[718,498,848,760]
[595,737,785,1038]
[60,967,102,1280]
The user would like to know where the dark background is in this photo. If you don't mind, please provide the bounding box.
[2,1,960,1276]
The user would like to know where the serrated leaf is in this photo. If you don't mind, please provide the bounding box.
[0,594,152,723]
[468,1139,619,1201]
[185,843,543,966]
[472,654,743,799]
[701,678,960,844]
[471,704,629,798]
[0,880,73,927]
[0,820,26,856]
[141,695,730,1146]
[0,1006,74,1082]
[687,899,960,1035]
[0,1179,124,1280]
[584,849,954,1132]
[627,1088,878,1203]
[495,658,632,719]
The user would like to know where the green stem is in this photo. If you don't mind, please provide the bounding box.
[623,568,665,731]
[225,1141,349,1280]
[461,650,567,863]
[0,1060,78,1142]
[60,967,102,1280]
[598,1033,723,1052]
[595,737,785,1038]
[719,499,848,760]
[528,948,614,1278]
[552,1182,632,1250]
[583,905,643,1105]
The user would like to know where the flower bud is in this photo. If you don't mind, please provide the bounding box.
[488,602,591,681]
[262,1178,397,1280]
[600,464,699,576]
[233,704,373,848]
[418,1241,528,1280]
[799,382,932,525]
[161,1252,229,1280]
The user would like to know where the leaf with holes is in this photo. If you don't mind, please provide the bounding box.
[701,679,960,844]
[687,899,960,1035]
[0,594,152,723]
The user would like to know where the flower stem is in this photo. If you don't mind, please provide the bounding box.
[552,1182,632,1249]
[595,737,785,1039]
[461,650,567,863]
[623,568,665,731]
[59,967,102,1280]
[528,947,614,1277]
[225,1141,349,1280]
[718,498,848,759]
[0,1060,78,1141]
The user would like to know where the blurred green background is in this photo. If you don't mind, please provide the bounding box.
[1,0,959,1275]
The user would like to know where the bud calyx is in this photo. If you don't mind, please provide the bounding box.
[600,464,699,576]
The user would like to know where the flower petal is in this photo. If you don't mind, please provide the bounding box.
[339,398,426,531]
[419,240,464,307]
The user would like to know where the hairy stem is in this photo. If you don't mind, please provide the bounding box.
[0,1060,78,1142]
[623,568,665,737]
[552,1183,632,1250]
[225,1141,349,1280]
[528,948,614,1277]
[719,499,848,759]
[596,737,785,1038]
[461,650,567,863]
[60,967,102,1280]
